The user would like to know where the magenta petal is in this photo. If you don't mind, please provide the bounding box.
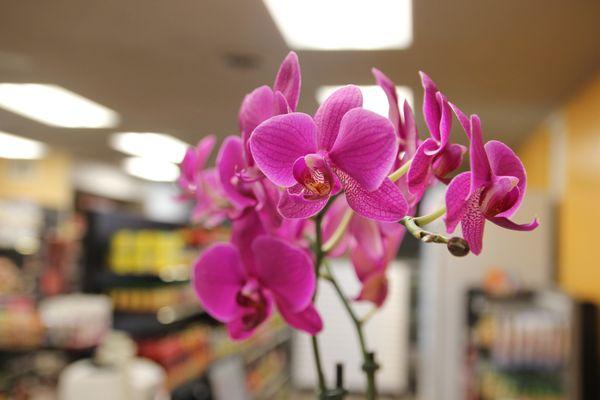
[314,85,363,151]
[469,115,492,192]
[355,272,388,308]
[278,188,328,219]
[407,138,437,195]
[226,296,274,341]
[217,136,256,209]
[449,102,471,139]
[252,236,315,313]
[480,175,519,217]
[278,303,323,335]
[273,51,301,111]
[329,108,397,191]
[339,170,408,222]
[431,143,466,181]
[193,244,246,322]
[231,209,266,277]
[250,113,318,187]
[420,71,441,141]
[402,101,419,158]
[445,172,471,233]
[485,140,527,217]
[349,216,385,263]
[489,216,539,231]
[372,68,401,136]
[461,189,486,255]
[437,92,452,148]
[239,85,275,138]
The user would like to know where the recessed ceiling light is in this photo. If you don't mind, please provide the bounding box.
[122,157,180,182]
[316,85,413,117]
[110,132,189,164]
[0,83,119,128]
[262,0,413,50]
[0,131,47,159]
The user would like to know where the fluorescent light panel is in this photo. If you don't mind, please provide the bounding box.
[110,132,189,164]
[263,0,412,50]
[316,85,413,118]
[0,83,119,128]
[122,157,180,182]
[0,131,47,159]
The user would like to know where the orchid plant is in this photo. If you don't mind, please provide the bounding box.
[178,52,538,399]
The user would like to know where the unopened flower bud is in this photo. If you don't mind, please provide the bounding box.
[447,237,469,257]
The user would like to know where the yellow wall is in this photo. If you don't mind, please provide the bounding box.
[519,73,600,303]
[0,151,73,210]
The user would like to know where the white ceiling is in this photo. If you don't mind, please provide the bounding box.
[0,0,598,165]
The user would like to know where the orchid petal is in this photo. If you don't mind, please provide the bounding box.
[355,272,388,308]
[420,71,441,141]
[193,244,246,322]
[372,68,401,136]
[445,172,471,233]
[407,138,437,195]
[489,216,539,231]
[217,136,257,209]
[338,170,408,222]
[239,85,275,139]
[469,115,492,192]
[431,143,466,182]
[273,51,301,111]
[278,188,328,219]
[480,175,520,218]
[329,108,397,191]
[485,140,527,217]
[437,92,452,148]
[278,303,323,335]
[314,85,362,151]
[349,216,385,263]
[461,189,486,255]
[252,236,315,313]
[402,101,419,159]
[449,102,471,139]
[250,113,318,187]
[231,209,266,277]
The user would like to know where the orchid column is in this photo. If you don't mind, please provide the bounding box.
[179,52,538,400]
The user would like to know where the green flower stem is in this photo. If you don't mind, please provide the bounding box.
[412,206,446,226]
[387,158,412,182]
[322,208,354,253]
[324,261,378,400]
[400,215,450,244]
[312,213,328,396]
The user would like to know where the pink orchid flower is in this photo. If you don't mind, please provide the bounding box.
[372,68,423,208]
[408,72,466,196]
[444,112,539,255]
[216,135,282,231]
[239,51,301,165]
[193,234,322,340]
[249,85,408,222]
[178,135,216,197]
[323,197,404,307]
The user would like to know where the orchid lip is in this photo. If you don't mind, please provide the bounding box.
[293,154,334,199]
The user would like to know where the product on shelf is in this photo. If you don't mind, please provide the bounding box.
[39,294,112,350]
[465,289,571,400]
[109,229,188,276]
[109,284,196,313]
[137,324,213,389]
[0,296,44,350]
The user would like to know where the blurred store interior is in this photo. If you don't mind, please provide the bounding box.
[0,1,599,399]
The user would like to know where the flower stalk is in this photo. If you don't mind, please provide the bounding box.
[324,261,378,400]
